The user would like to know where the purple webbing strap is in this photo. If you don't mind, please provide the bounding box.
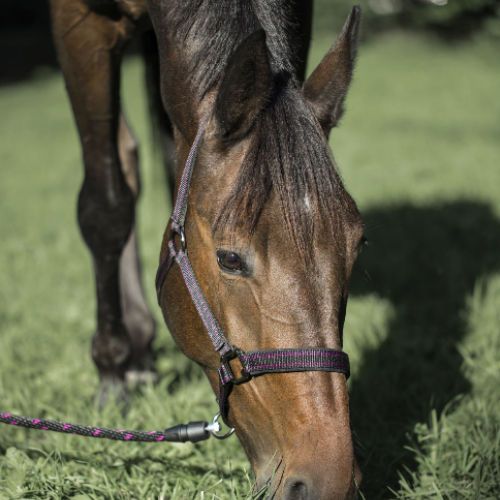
[155,245,175,297]
[175,250,229,354]
[156,119,208,295]
[155,121,207,296]
[171,119,208,227]
[218,349,350,385]
[156,118,231,355]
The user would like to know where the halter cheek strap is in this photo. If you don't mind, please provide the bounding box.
[155,119,350,421]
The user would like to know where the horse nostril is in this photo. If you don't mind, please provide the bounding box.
[283,477,309,500]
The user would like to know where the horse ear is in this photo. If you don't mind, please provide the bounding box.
[303,6,361,135]
[215,30,272,142]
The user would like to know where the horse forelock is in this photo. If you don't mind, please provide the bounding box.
[212,83,353,257]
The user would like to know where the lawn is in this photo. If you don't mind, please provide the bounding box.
[1,25,499,499]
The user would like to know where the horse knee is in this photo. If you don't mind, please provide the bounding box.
[77,166,135,257]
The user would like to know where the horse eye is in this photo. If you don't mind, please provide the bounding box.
[216,250,246,275]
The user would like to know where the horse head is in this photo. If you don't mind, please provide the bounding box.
[156,7,365,498]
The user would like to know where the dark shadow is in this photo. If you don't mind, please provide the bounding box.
[349,200,500,498]
[0,2,143,85]
[0,3,58,84]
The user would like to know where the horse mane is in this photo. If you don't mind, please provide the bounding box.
[168,0,352,252]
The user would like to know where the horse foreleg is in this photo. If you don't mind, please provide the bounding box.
[51,0,143,404]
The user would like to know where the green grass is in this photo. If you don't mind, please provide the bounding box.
[1,30,499,499]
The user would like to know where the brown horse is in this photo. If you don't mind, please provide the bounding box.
[50,0,365,497]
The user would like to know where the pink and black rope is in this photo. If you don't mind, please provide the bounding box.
[0,411,208,443]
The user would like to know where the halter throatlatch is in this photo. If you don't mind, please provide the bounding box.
[155,118,350,422]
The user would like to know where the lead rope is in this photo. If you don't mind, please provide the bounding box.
[0,411,232,443]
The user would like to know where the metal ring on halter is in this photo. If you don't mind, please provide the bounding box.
[168,221,186,253]
[206,412,235,440]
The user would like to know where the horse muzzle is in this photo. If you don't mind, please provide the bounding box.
[229,371,360,499]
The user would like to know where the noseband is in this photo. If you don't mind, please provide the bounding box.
[155,118,350,422]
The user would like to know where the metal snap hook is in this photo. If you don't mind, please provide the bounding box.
[205,412,235,440]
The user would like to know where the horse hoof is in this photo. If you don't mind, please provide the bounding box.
[96,376,128,410]
[125,369,158,389]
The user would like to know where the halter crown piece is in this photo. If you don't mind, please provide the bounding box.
[155,117,350,422]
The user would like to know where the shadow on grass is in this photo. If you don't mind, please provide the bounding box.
[349,200,500,498]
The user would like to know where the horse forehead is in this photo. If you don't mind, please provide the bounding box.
[262,212,349,275]
[265,186,356,242]
[255,242,345,328]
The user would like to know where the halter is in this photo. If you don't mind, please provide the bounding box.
[155,118,350,422]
